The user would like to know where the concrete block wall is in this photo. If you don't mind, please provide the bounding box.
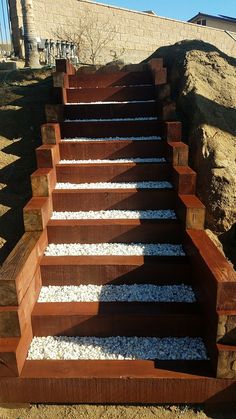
[11,0,236,62]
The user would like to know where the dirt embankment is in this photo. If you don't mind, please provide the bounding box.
[0,68,52,264]
[149,40,236,268]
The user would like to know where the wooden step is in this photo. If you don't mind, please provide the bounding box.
[52,189,176,211]
[5,359,236,404]
[59,139,167,160]
[40,255,191,286]
[46,219,182,244]
[68,71,153,88]
[64,101,157,119]
[66,86,155,103]
[31,302,203,337]
[56,162,170,183]
[61,119,161,138]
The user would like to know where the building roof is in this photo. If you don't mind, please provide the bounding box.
[188,12,236,23]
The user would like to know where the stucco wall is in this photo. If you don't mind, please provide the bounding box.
[190,16,236,33]
[11,0,236,62]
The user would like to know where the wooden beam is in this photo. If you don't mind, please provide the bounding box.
[23,197,53,231]
[172,166,196,194]
[36,144,60,168]
[31,168,56,197]
[167,141,189,166]
[176,195,205,230]
[45,104,64,123]
[0,231,47,306]
[162,121,182,141]
[41,123,61,145]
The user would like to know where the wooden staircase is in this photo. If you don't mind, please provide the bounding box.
[0,58,236,403]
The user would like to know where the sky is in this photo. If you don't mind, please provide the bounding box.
[92,0,236,21]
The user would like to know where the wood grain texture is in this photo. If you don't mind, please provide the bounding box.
[45,104,64,123]
[176,194,205,230]
[24,197,53,231]
[162,121,182,141]
[56,162,171,183]
[31,168,56,197]
[41,123,61,145]
[32,301,203,337]
[172,166,196,194]
[66,86,155,103]
[68,71,153,88]
[0,360,236,403]
[184,229,236,310]
[59,139,167,160]
[0,231,47,306]
[36,144,60,169]
[167,141,189,166]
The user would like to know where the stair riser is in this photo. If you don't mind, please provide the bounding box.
[56,164,170,183]
[40,257,191,286]
[64,102,157,119]
[68,71,153,88]
[32,312,203,337]
[59,141,167,160]
[52,190,176,211]
[61,120,161,138]
[46,222,182,244]
[66,86,155,103]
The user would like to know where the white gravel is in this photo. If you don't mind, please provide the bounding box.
[66,100,155,104]
[27,336,208,360]
[51,209,177,220]
[55,181,173,189]
[62,136,162,142]
[44,243,185,257]
[38,284,196,303]
[64,117,158,122]
[59,158,166,164]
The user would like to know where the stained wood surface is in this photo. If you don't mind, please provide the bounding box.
[185,230,236,310]
[31,168,56,197]
[61,120,161,138]
[59,140,167,160]
[24,197,52,231]
[56,162,170,183]
[0,231,47,306]
[1,360,236,403]
[64,102,157,119]
[40,254,191,286]
[172,166,196,194]
[176,195,205,230]
[52,189,176,211]
[47,218,181,244]
[36,144,60,168]
[163,121,182,141]
[32,301,203,337]
[167,141,189,166]
[66,86,155,103]
[68,71,153,88]
[41,123,61,144]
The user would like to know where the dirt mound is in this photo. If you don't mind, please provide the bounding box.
[148,40,236,266]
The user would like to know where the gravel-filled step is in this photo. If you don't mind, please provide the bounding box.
[44,243,185,257]
[51,210,177,220]
[64,117,158,122]
[55,181,173,190]
[66,100,156,104]
[38,284,196,303]
[27,336,208,360]
[59,158,166,164]
[62,136,162,142]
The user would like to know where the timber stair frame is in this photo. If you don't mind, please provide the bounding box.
[0,58,236,403]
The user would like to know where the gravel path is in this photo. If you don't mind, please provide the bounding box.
[64,117,158,122]
[62,136,162,141]
[38,284,196,303]
[55,181,173,189]
[44,243,185,256]
[51,209,177,220]
[27,336,208,360]
[59,157,166,164]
